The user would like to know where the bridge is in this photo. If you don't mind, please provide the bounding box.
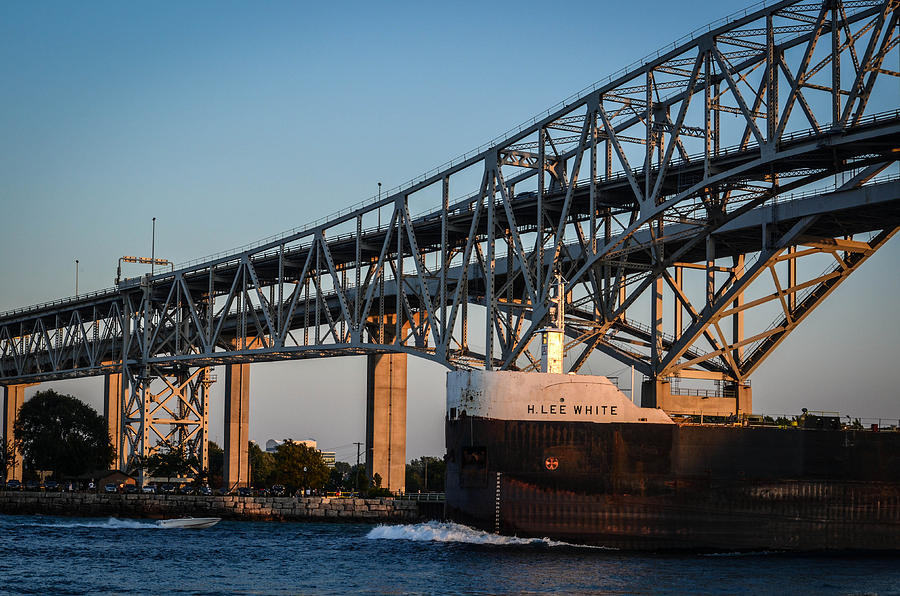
[2,0,898,490]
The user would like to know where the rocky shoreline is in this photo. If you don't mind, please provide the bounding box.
[0,491,425,522]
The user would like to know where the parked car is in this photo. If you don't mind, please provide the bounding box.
[141,485,156,494]
[124,485,140,494]
[198,485,212,496]
[44,480,60,492]
[5,479,21,491]
[236,487,253,497]
[159,483,176,494]
[178,485,195,495]
[271,484,286,496]
[103,483,117,493]
[25,480,42,491]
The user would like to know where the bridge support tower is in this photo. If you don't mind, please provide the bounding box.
[224,363,251,490]
[366,353,406,493]
[103,369,125,465]
[2,384,29,481]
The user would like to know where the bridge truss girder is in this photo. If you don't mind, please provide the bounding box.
[121,363,211,481]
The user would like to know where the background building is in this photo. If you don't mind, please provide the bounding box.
[265,438,335,468]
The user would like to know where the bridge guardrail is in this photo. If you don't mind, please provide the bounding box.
[394,492,446,502]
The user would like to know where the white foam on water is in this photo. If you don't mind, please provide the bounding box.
[366,521,612,549]
[28,517,159,530]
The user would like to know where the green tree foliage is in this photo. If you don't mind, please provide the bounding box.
[14,389,114,478]
[141,444,200,479]
[272,440,329,491]
[0,441,15,479]
[330,462,371,493]
[325,461,352,492]
[249,442,275,487]
[405,456,446,492]
[351,463,369,492]
[208,441,224,488]
[367,473,392,497]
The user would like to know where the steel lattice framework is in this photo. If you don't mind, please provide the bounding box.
[1,0,898,475]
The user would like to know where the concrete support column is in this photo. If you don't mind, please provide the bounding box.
[2,385,27,481]
[224,363,250,490]
[366,353,407,493]
[103,372,125,467]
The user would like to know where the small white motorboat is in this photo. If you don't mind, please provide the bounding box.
[156,516,221,529]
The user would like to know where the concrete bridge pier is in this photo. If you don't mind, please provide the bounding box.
[224,363,250,490]
[366,353,407,493]
[103,370,125,466]
[2,384,28,481]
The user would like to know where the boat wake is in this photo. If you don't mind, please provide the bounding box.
[366,521,611,549]
[26,517,159,530]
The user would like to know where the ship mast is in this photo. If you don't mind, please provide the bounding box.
[540,272,565,374]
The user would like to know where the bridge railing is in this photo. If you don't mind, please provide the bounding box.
[394,492,446,502]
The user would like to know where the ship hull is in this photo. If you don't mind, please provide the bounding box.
[445,417,900,550]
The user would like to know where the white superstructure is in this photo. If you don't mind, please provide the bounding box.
[447,369,673,424]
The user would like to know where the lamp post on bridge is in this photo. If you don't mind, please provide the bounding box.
[74,259,79,298]
[151,217,156,276]
[377,182,382,228]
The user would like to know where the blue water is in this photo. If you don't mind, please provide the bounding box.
[1,514,898,595]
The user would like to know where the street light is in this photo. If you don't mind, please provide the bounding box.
[151,217,157,276]
[377,182,382,228]
[75,259,79,297]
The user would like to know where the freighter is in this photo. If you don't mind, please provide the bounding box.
[444,369,900,550]
[444,285,900,550]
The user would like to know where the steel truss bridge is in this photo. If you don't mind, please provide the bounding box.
[1,0,898,477]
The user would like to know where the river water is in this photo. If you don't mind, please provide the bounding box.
[1,514,898,595]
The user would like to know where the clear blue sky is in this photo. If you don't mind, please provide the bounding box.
[1,0,897,461]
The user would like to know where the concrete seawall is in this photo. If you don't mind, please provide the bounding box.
[0,491,423,522]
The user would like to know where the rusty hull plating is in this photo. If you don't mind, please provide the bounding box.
[444,370,900,551]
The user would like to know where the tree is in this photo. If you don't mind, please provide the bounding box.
[0,440,15,480]
[140,444,200,479]
[249,441,275,487]
[405,456,446,493]
[350,463,369,492]
[272,440,329,492]
[14,389,114,478]
[325,461,352,492]
[208,441,224,488]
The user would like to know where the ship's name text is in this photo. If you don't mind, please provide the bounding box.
[526,404,618,416]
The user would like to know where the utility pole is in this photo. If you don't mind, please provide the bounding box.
[353,441,364,494]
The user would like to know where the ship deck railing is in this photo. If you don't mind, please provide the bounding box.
[667,412,899,432]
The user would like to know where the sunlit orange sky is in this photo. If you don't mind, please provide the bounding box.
[1,0,898,463]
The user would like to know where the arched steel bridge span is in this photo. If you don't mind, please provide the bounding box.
[2,0,898,479]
